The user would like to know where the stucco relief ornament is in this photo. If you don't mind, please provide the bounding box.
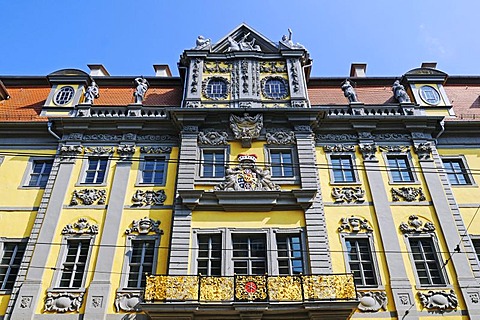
[133,77,149,104]
[338,216,373,232]
[85,146,114,156]
[332,187,365,203]
[357,291,388,312]
[227,32,261,52]
[316,133,357,142]
[125,217,162,235]
[70,189,106,206]
[115,291,142,312]
[44,291,84,313]
[131,190,166,206]
[266,129,295,145]
[140,146,172,154]
[198,130,229,146]
[399,215,436,234]
[391,187,426,202]
[117,144,135,159]
[214,154,280,191]
[84,81,99,104]
[323,144,356,152]
[414,142,433,160]
[359,143,377,160]
[194,35,211,50]
[341,79,359,103]
[379,145,409,153]
[230,113,263,148]
[418,290,458,312]
[392,80,411,103]
[59,145,83,159]
[62,218,99,235]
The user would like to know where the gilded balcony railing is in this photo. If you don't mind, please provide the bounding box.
[144,274,356,303]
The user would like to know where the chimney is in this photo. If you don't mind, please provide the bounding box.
[421,62,437,69]
[153,64,172,77]
[350,63,367,77]
[87,64,110,77]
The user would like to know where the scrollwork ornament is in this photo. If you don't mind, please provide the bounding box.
[117,144,135,159]
[139,146,172,154]
[44,291,84,313]
[338,216,373,232]
[358,291,388,312]
[323,144,356,153]
[59,145,83,159]
[70,189,106,206]
[316,133,357,142]
[266,129,295,145]
[374,133,410,141]
[418,290,458,311]
[359,143,377,160]
[131,190,166,206]
[84,146,114,156]
[399,215,436,233]
[125,217,162,235]
[115,292,142,312]
[414,142,433,160]
[391,187,426,202]
[332,187,365,203]
[198,130,228,146]
[379,145,409,153]
[62,218,99,235]
[82,134,122,141]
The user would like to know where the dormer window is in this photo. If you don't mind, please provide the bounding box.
[419,85,440,105]
[204,78,228,99]
[262,77,288,100]
[54,86,75,106]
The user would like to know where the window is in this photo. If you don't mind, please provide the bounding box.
[387,155,415,183]
[127,239,156,288]
[472,238,480,263]
[263,78,288,99]
[276,234,304,275]
[270,150,294,177]
[232,234,267,275]
[201,149,225,178]
[330,155,356,183]
[27,160,53,187]
[344,237,377,287]
[54,86,75,105]
[83,157,108,184]
[58,239,90,288]
[442,158,473,185]
[205,78,228,99]
[408,237,446,286]
[0,241,26,290]
[140,157,166,185]
[197,234,222,276]
[419,85,441,105]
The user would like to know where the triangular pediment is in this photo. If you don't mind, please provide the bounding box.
[212,23,279,53]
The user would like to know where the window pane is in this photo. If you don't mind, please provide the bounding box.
[0,242,26,290]
[202,151,224,178]
[345,238,377,286]
[409,237,445,286]
[59,239,90,288]
[127,239,156,288]
[331,156,355,183]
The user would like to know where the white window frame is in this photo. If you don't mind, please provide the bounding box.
[265,147,299,184]
[136,155,169,186]
[441,155,476,186]
[383,152,418,184]
[327,153,361,185]
[77,156,111,186]
[470,235,480,267]
[20,157,54,189]
[196,147,229,183]
[0,238,27,293]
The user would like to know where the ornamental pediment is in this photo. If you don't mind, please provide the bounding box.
[210,24,280,54]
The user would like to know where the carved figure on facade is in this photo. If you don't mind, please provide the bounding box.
[341,79,359,103]
[117,144,135,159]
[132,190,166,206]
[357,291,387,312]
[133,77,149,104]
[214,154,280,191]
[418,290,458,311]
[125,217,162,235]
[227,33,261,52]
[323,144,356,153]
[414,142,432,160]
[379,145,409,153]
[115,291,142,312]
[139,146,172,154]
[194,35,211,50]
[59,145,83,158]
[391,187,426,202]
[190,59,200,94]
[392,80,411,103]
[280,28,305,49]
[399,215,436,233]
[70,189,106,206]
[332,187,365,203]
[359,144,377,161]
[84,81,99,104]
[44,291,84,313]
[198,130,229,146]
[84,146,114,156]
[338,216,373,232]
[266,129,295,145]
[62,218,99,235]
[230,113,263,147]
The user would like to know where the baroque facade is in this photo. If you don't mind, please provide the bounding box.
[0,24,480,319]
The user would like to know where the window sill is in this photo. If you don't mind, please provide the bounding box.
[0,289,12,295]
[388,181,420,185]
[450,183,478,188]
[75,183,108,187]
[135,183,167,187]
[18,186,46,190]
[415,284,452,290]
[329,181,362,186]
[48,287,86,293]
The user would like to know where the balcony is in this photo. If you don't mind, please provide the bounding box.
[142,274,358,319]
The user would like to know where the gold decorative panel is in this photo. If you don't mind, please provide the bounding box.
[235,276,268,301]
[199,276,234,301]
[144,275,198,301]
[268,276,302,301]
[303,275,356,300]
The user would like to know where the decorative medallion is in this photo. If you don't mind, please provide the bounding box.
[215,154,280,191]
[139,146,172,154]
[414,142,432,160]
[418,290,458,311]
[266,129,295,145]
[379,145,409,153]
[198,130,229,146]
[357,291,388,312]
[115,291,142,312]
[62,218,99,235]
[44,291,84,313]
[84,146,114,156]
[131,190,166,206]
[235,276,267,301]
[359,143,377,161]
[323,144,356,153]
[125,217,162,235]
[117,144,135,158]
[332,187,365,203]
[230,113,263,148]
[391,187,426,202]
[70,189,106,206]
[338,216,373,232]
[399,215,435,234]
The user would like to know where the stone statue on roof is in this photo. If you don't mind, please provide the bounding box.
[341,79,358,103]
[133,77,149,104]
[194,35,211,50]
[84,81,99,104]
[280,28,304,49]
[392,80,411,103]
[227,32,261,52]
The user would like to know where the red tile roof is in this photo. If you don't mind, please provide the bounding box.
[444,85,480,121]
[308,85,396,105]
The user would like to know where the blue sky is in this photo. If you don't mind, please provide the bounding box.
[2,0,479,77]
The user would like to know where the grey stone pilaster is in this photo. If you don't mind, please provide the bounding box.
[418,145,480,317]
[296,130,332,273]
[362,154,418,319]
[168,131,197,275]
[83,158,133,320]
[10,156,76,320]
